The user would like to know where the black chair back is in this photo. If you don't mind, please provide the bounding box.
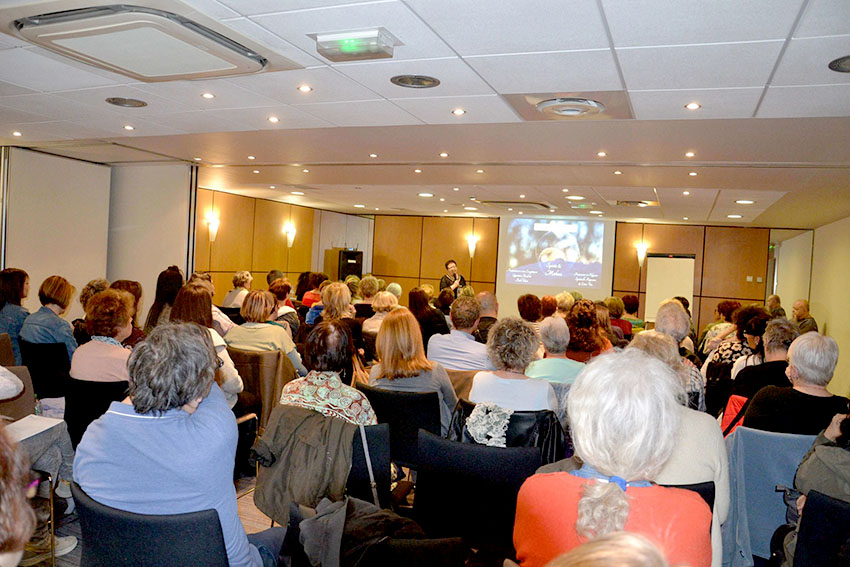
[355,383,440,469]
[659,480,715,510]
[19,339,71,399]
[65,379,129,447]
[794,490,850,567]
[348,423,392,509]
[414,430,541,557]
[705,361,734,416]
[71,481,228,567]
[218,306,245,325]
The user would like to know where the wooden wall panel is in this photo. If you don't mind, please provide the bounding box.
[470,281,496,295]
[209,192,255,273]
[287,205,315,273]
[252,200,290,273]
[470,218,499,283]
[195,188,214,272]
[640,224,706,295]
[373,216,422,278]
[702,227,769,300]
[420,217,474,280]
[371,276,419,306]
[613,223,643,292]
[210,272,235,305]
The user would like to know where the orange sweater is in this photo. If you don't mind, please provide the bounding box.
[514,473,712,567]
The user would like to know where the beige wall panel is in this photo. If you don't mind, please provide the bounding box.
[702,227,769,300]
[210,272,235,306]
[195,188,214,272]
[469,281,496,295]
[209,192,255,272]
[640,224,706,295]
[373,216,422,278]
[372,276,419,306]
[420,217,474,280]
[696,296,765,335]
[613,223,643,292]
[287,205,315,273]
[470,218,499,283]
[252,200,291,273]
[252,272,272,290]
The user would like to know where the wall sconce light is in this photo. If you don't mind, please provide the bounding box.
[467,233,479,258]
[283,222,296,248]
[634,240,649,267]
[205,211,220,243]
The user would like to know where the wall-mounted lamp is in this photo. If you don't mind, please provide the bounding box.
[634,240,649,267]
[283,222,296,248]
[205,211,220,243]
[467,233,479,258]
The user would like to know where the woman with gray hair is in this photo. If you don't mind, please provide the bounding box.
[743,332,849,434]
[468,317,557,411]
[221,270,253,308]
[654,300,706,411]
[513,349,712,567]
[526,317,584,385]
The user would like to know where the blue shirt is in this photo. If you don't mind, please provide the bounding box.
[20,306,77,362]
[427,330,495,371]
[0,302,30,365]
[74,384,262,567]
[525,357,585,385]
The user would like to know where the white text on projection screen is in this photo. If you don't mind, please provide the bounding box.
[505,219,605,289]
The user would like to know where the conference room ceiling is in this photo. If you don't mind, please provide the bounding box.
[0,0,848,229]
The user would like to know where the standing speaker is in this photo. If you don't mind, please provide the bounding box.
[339,249,363,280]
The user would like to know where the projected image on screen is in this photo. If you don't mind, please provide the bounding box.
[505,219,605,289]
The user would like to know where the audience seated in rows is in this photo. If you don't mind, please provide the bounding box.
[564,299,612,363]
[369,308,457,435]
[362,291,397,335]
[595,302,626,348]
[525,317,584,385]
[473,290,499,344]
[408,287,449,348]
[293,271,311,302]
[604,296,633,340]
[315,282,368,359]
[144,266,183,333]
[540,295,557,319]
[386,281,402,300]
[109,280,146,348]
[71,279,109,346]
[729,318,800,403]
[221,271,253,309]
[301,272,328,308]
[435,288,454,327]
[791,299,818,334]
[621,294,644,333]
[305,279,332,325]
[20,275,77,363]
[554,291,575,320]
[0,267,30,365]
[655,301,707,412]
[268,278,299,338]
[703,305,769,372]
[427,296,495,371]
[517,294,543,337]
[766,294,787,319]
[187,272,234,337]
[698,300,741,356]
[354,275,379,319]
[730,308,772,380]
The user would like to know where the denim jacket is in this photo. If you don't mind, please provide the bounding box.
[0,303,30,365]
[20,306,77,362]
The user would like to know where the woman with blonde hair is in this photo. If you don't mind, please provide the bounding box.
[20,275,78,362]
[369,308,457,435]
[363,291,397,335]
[514,349,711,567]
[318,282,368,359]
[545,532,668,567]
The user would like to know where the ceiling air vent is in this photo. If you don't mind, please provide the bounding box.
[616,200,659,208]
[536,97,605,117]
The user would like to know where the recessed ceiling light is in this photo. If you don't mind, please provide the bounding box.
[518,211,524,215]
[270,185,276,189]
[12,131,22,137]
[470,196,476,200]
[414,168,422,173]
[728,214,742,219]
[689,171,698,176]
[476,169,484,174]
[105,97,147,108]
[597,151,606,157]
[253,170,260,174]
[390,74,441,88]
[685,151,695,158]
[369,153,378,158]
[685,102,701,110]
[507,208,513,211]
[439,152,449,158]
[453,187,460,191]
[201,92,215,99]
[683,191,690,195]
[354,204,365,208]
[561,188,569,192]
[375,208,380,211]
[443,209,448,212]
[590,210,603,214]
[683,216,689,220]
[268,116,279,123]
[212,164,224,168]
[614,170,622,175]
[193,157,202,161]
[451,108,466,116]
[291,191,304,195]
[567,195,585,201]
[519,194,525,198]
[736,199,755,205]
[418,192,433,197]
[247,155,255,160]
[549,208,556,212]
[297,84,313,93]
[464,206,477,211]
[439,198,445,201]
[302,169,309,173]
[123,124,135,131]
[828,55,850,73]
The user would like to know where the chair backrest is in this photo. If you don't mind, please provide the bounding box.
[227,347,297,430]
[71,481,228,567]
[794,490,850,567]
[347,423,392,509]
[0,366,35,421]
[0,333,14,366]
[705,361,734,416]
[659,480,715,511]
[414,430,541,555]
[64,379,129,447]
[18,339,71,399]
[355,383,440,469]
[218,306,244,325]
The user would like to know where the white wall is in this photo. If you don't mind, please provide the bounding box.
[312,210,373,274]
[108,164,191,324]
[774,231,813,305]
[810,216,850,396]
[6,148,111,321]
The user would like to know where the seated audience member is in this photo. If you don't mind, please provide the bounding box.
[458,285,475,298]
[280,321,377,426]
[222,271,253,309]
[354,275,379,318]
[655,301,706,412]
[74,323,287,567]
[370,308,457,435]
[469,318,556,411]
[188,272,234,337]
[541,295,557,319]
[386,282,402,300]
[743,332,849,434]
[545,532,669,567]
[266,270,283,288]
[730,308,772,380]
[672,296,698,346]
[627,331,730,567]
[565,299,611,363]
[20,275,77,362]
[304,280,332,325]
[420,284,436,306]
[362,291,397,335]
[731,318,800,401]
[526,317,584,385]
[408,287,449,348]
[513,349,712,567]
[778,413,850,567]
[596,302,626,348]
[604,296,633,340]
[171,285,245,411]
[435,288,455,325]
[294,271,311,303]
[792,299,818,334]
[698,300,740,355]
[301,272,327,308]
[704,305,768,367]
[268,278,299,338]
[474,290,499,344]
[344,274,360,301]
[767,294,786,319]
[518,294,543,336]
[554,291,575,320]
[144,266,183,333]
[109,280,146,348]
[427,296,495,371]
[71,278,109,346]
[0,268,30,365]
[621,294,644,333]
[225,290,307,376]
[315,282,366,355]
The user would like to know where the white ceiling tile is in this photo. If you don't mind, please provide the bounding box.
[295,99,421,127]
[214,104,335,129]
[465,50,622,93]
[602,0,804,47]
[794,0,850,38]
[403,0,609,55]
[592,186,658,202]
[228,66,380,103]
[629,88,763,119]
[0,93,126,122]
[132,79,281,110]
[771,36,850,86]
[0,47,121,91]
[0,104,52,124]
[0,80,37,96]
[0,33,30,49]
[758,84,850,117]
[219,0,370,16]
[252,1,454,62]
[143,110,247,133]
[178,0,241,19]
[0,120,112,142]
[217,17,325,67]
[68,114,186,137]
[56,86,198,115]
[391,95,521,124]
[334,57,494,98]
[618,42,784,89]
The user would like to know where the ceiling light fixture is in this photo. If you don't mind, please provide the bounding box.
[561,188,569,192]
[369,153,378,158]
[439,152,449,158]
[464,206,478,211]
[12,131,22,137]
[590,210,603,214]
[736,199,755,205]
[270,185,275,189]
[390,74,440,88]
[518,211,524,215]
[268,116,279,123]
[201,92,215,99]
[549,208,556,212]
[567,195,585,201]
[439,198,445,202]
[375,208,380,211]
[453,187,460,191]
[291,191,304,195]
[507,208,513,211]
[122,124,134,130]
[253,170,259,174]
[519,194,525,199]
[193,157,202,161]
[475,169,484,174]
[683,217,689,220]
[685,102,702,110]
[414,168,422,173]
[683,191,690,195]
[418,192,433,197]
[828,55,850,73]
[685,151,695,158]
[689,171,698,176]
[451,108,466,116]
[297,84,313,93]
[597,151,606,157]
[443,209,448,213]
[247,155,255,160]
[728,214,742,219]
[354,204,365,208]
[302,169,309,173]
[614,170,622,175]
[106,97,147,108]
[314,28,397,62]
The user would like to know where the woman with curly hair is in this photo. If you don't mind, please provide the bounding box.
[565,299,612,363]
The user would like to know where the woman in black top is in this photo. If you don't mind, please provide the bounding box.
[408,287,449,350]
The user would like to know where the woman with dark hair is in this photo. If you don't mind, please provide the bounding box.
[143,266,183,333]
[541,295,557,319]
[301,272,328,308]
[622,294,644,333]
[705,305,769,367]
[730,308,773,379]
[110,280,146,348]
[699,300,741,355]
[294,271,312,303]
[408,287,449,349]
[280,321,377,425]
[565,299,612,363]
[518,294,543,323]
[0,268,30,365]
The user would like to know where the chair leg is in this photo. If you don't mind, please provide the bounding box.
[48,474,55,567]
